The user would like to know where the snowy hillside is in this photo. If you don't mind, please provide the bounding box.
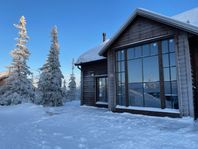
[0,101,198,149]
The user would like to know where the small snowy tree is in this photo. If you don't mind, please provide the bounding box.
[38,26,64,106]
[0,16,35,105]
[67,59,77,100]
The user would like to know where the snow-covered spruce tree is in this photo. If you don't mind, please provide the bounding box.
[67,59,77,100]
[0,16,35,105]
[62,79,67,102]
[38,26,64,106]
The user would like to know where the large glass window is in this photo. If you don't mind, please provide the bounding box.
[116,38,178,109]
[162,39,178,109]
[116,50,126,106]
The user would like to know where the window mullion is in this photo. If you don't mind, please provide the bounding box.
[125,49,129,107]
[158,41,166,109]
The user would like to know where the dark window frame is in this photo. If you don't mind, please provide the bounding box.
[115,37,178,109]
[96,76,108,103]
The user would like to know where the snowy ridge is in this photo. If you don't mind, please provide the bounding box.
[172,7,198,27]
[75,39,109,65]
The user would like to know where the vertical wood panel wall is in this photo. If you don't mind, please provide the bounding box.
[176,33,194,116]
[81,60,107,106]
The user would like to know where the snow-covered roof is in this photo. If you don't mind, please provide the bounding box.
[99,8,198,56]
[75,39,109,65]
[172,7,198,27]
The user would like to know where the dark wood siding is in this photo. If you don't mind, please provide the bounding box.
[111,16,176,49]
[189,36,198,119]
[81,59,107,106]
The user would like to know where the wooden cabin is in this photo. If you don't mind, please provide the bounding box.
[0,72,9,86]
[76,8,198,119]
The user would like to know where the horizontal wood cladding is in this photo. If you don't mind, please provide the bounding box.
[111,16,176,49]
[81,60,107,106]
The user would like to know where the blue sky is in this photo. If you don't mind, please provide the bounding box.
[0,0,198,84]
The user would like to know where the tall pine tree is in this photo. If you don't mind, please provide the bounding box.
[0,16,35,105]
[38,26,64,106]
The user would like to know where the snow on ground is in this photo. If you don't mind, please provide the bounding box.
[0,101,198,149]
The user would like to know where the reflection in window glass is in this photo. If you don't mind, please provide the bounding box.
[169,39,175,52]
[144,81,160,108]
[129,83,144,106]
[150,42,158,55]
[97,78,107,103]
[117,61,125,72]
[163,68,170,82]
[143,44,150,57]
[128,59,142,82]
[143,56,160,108]
[117,83,125,106]
[118,72,125,84]
[127,48,135,60]
[117,50,125,61]
[128,59,144,106]
[162,54,169,68]
[135,46,142,58]
[171,67,176,81]
[170,53,176,66]
[143,56,159,82]
[162,40,168,54]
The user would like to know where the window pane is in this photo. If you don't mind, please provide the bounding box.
[117,50,125,61]
[128,59,142,82]
[135,46,142,58]
[170,67,176,81]
[143,56,159,82]
[164,67,171,97]
[128,83,144,106]
[150,42,158,55]
[143,56,160,108]
[117,83,125,106]
[163,67,170,82]
[118,72,125,84]
[128,59,143,106]
[171,81,177,95]
[144,81,160,108]
[97,78,107,102]
[162,40,168,54]
[128,48,135,60]
[142,44,150,57]
[170,53,176,66]
[162,54,169,68]
[117,61,125,72]
[169,39,175,52]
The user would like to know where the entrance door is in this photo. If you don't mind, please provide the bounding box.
[96,77,108,103]
[190,38,198,120]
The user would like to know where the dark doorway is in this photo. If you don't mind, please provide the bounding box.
[96,77,108,103]
[189,37,198,120]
